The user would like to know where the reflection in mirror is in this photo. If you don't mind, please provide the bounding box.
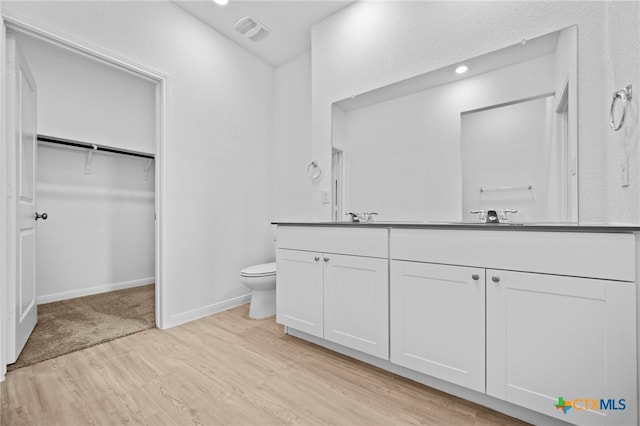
[461,93,573,223]
[332,26,577,224]
[331,147,344,221]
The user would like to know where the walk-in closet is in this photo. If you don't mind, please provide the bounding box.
[7,30,158,370]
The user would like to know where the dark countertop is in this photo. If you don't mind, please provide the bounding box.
[271,221,640,233]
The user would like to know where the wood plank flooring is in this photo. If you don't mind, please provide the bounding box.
[1,305,528,425]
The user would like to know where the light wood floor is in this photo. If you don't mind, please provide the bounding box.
[1,305,528,426]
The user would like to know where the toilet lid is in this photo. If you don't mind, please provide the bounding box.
[241,262,276,277]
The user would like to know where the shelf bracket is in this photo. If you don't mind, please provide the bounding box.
[144,158,153,180]
[85,145,98,174]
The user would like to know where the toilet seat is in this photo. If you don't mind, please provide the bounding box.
[240,262,276,278]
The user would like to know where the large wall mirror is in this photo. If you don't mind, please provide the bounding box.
[331,26,577,224]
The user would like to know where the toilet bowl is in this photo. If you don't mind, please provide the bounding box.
[240,262,276,319]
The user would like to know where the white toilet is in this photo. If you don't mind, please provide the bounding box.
[240,262,276,319]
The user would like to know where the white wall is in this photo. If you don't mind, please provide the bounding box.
[461,96,554,223]
[2,0,275,327]
[15,33,156,154]
[605,1,640,225]
[312,1,639,224]
[270,51,313,223]
[36,144,155,303]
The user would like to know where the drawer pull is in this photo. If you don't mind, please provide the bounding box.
[491,276,500,283]
[471,274,480,281]
[314,256,320,262]
[324,257,330,262]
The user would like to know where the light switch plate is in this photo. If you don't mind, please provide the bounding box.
[321,189,330,204]
[621,155,630,187]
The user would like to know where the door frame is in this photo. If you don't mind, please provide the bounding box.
[331,147,343,222]
[0,12,168,380]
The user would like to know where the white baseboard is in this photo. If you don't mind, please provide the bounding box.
[37,277,155,304]
[162,293,251,329]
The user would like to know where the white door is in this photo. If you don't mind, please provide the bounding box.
[323,253,388,359]
[390,261,485,392]
[276,248,324,337]
[6,34,39,364]
[486,269,636,426]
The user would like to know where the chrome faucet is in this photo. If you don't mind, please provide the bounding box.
[470,208,518,223]
[499,209,518,223]
[486,210,499,223]
[360,212,378,222]
[345,212,378,223]
[346,212,360,222]
[470,209,487,223]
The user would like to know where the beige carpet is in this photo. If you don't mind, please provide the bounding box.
[7,284,155,372]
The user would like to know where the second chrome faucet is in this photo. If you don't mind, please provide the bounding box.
[346,212,378,223]
[470,209,518,223]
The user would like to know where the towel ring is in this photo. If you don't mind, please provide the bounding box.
[610,84,632,131]
[306,161,322,181]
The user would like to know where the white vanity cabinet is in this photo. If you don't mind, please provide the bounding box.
[323,253,388,359]
[276,248,324,337]
[276,226,389,359]
[486,269,636,426]
[391,228,638,426]
[390,261,486,392]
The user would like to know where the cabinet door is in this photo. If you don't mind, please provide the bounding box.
[324,254,389,359]
[390,261,485,392]
[486,269,636,426]
[276,249,323,337]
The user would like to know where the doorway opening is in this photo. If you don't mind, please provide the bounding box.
[2,16,166,375]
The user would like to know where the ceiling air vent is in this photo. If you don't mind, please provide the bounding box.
[234,16,271,42]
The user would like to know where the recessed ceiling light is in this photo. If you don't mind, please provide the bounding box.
[213,0,229,5]
[455,65,468,74]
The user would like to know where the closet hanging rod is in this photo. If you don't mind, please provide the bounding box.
[37,135,155,159]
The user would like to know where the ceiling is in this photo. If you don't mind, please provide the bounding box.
[173,0,356,67]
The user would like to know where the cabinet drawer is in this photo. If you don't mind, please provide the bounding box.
[277,226,388,258]
[391,229,635,282]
